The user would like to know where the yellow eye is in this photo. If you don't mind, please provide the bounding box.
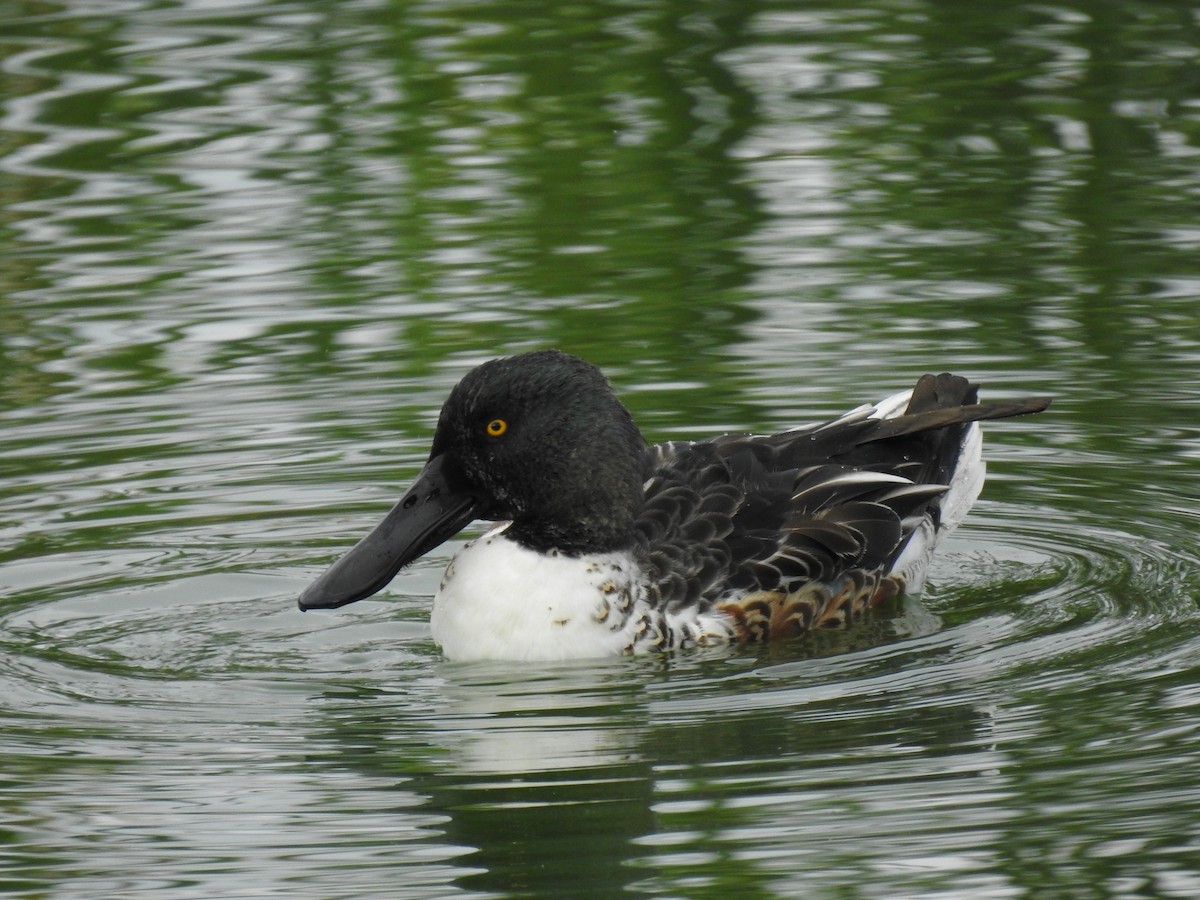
[486,418,508,437]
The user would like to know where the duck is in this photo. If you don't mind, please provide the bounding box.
[298,350,1049,661]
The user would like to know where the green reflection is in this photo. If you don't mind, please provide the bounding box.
[364,0,765,370]
[2,0,1200,896]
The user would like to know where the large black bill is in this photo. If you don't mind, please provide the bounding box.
[298,454,479,611]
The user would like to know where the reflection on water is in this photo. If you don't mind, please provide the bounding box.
[3,0,1200,896]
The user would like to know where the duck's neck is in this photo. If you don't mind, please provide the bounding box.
[507,441,650,556]
[507,503,637,555]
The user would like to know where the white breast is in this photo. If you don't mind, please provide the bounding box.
[429,528,648,661]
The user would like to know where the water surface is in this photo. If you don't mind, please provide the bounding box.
[3,0,1200,896]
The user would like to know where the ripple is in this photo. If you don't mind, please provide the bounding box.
[5,484,1195,721]
[5,0,1200,892]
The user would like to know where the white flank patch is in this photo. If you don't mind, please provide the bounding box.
[858,384,987,593]
[891,421,985,593]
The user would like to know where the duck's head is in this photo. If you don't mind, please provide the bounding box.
[298,350,649,611]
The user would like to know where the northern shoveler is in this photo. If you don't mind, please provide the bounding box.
[298,350,1049,661]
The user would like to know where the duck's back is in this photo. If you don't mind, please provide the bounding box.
[632,374,1033,644]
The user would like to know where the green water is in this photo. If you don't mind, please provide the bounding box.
[3,0,1200,897]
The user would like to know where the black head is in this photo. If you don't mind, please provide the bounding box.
[298,350,650,611]
[431,349,650,553]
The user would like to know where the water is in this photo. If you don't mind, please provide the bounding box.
[3,0,1200,896]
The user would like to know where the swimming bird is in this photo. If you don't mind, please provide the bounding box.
[298,350,1049,661]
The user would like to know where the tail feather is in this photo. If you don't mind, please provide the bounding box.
[879,374,1047,592]
[867,373,1049,443]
